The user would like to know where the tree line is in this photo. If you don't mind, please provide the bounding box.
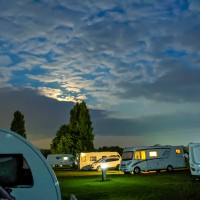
[8,101,123,156]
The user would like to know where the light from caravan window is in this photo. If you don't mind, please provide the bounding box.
[176,149,181,154]
[81,156,86,162]
[149,151,157,157]
[141,151,146,160]
[134,151,141,160]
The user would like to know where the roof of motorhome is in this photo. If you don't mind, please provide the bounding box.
[123,145,183,151]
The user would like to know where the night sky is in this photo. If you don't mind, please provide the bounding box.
[1,0,200,149]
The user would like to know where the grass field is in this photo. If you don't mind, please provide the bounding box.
[56,169,200,200]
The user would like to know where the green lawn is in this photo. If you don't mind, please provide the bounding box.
[56,169,200,200]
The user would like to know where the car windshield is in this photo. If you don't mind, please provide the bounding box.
[93,158,107,164]
[122,151,134,161]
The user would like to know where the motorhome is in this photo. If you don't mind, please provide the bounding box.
[119,145,186,174]
[47,154,74,167]
[0,129,61,200]
[188,143,200,177]
[76,152,120,170]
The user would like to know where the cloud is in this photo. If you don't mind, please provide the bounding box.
[1,1,200,148]
[0,55,12,65]
[116,66,200,103]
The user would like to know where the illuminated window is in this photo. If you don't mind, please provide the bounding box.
[90,156,96,161]
[141,151,146,160]
[176,149,181,154]
[81,156,86,162]
[134,151,141,160]
[149,151,157,157]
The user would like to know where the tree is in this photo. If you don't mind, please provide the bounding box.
[50,101,94,154]
[98,146,123,156]
[50,125,70,153]
[69,101,94,152]
[10,110,26,138]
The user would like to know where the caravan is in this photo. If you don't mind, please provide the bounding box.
[120,145,186,174]
[47,154,74,167]
[188,143,200,177]
[76,152,120,170]
[0,129,61,200]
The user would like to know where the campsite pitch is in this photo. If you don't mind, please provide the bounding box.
[56,169,200,200]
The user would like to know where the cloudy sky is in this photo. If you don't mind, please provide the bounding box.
[1,0,200,149]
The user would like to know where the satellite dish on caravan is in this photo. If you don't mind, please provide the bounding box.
[0,129,61,200]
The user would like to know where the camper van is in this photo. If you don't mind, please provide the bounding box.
[120,145,186,174]
[47,154,74,167]
[76,152,120,170]
[0,129,61,200]
[188,143,200,177]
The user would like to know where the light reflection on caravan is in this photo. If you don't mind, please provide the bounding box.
[119,145,186,174]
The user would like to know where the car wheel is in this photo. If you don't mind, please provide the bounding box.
[97,166,101,171]
[115,164,120,170]
[134,167,141,174]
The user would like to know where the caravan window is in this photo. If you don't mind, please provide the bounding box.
[149,151,158,158]
[176,149,181,154]
[90,156,96,161]
[0,154,33,187]
[134,151,146,160]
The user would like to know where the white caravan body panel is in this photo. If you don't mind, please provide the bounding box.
[0,129,61,200]
[188,143,200,176]
[120,145,186,174]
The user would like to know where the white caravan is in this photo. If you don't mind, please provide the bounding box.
[0,129,61,200]
[119,145,186,174]
[47,154,74,167]
[76,152,120,170]
[188,143,200,176]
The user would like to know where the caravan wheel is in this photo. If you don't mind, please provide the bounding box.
[133,167,141,174]
[167,165,173,172]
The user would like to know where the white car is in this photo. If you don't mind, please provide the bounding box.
[91,156,121,171]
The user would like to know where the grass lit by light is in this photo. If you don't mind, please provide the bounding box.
[56,169,200,200]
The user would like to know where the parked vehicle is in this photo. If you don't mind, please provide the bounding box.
[91,156,121,171]
[0,129,61,200]
[188,143,200,177]
[119,145,186,174]
[47,154,74,167]
[76,152,120,170]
